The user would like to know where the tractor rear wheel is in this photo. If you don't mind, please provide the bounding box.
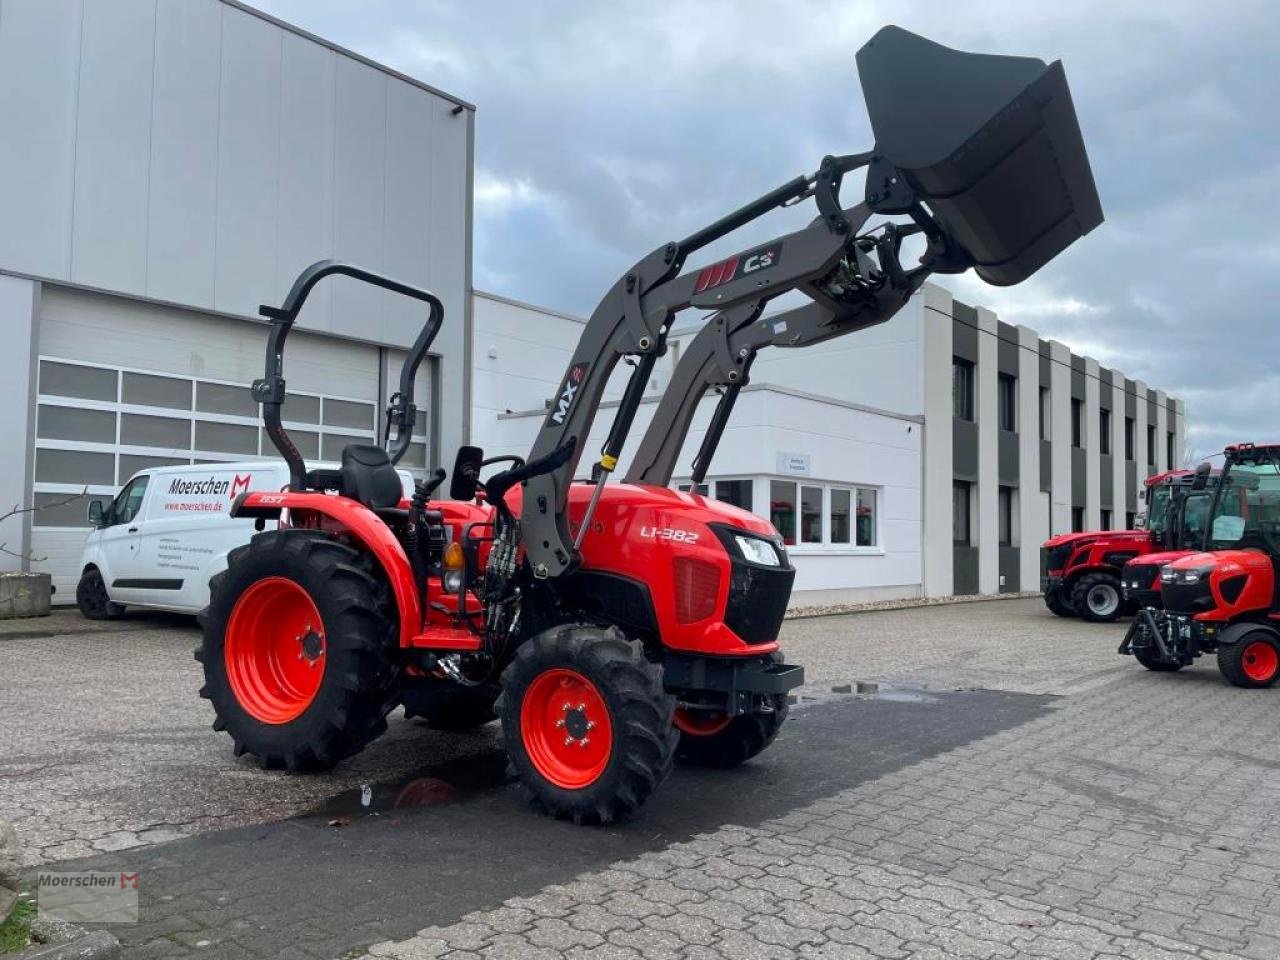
[498,624,677,824]
[197,530,399,771]
[76,567,123,620]
[1217,631,1280,689]
[1044,588,1075,618]
[674,655,789,768]
[1072,572,1123,623]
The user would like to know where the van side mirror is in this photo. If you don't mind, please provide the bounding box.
[449,446,484,501]
[87,500,106,527]
[1191,461,1211,491]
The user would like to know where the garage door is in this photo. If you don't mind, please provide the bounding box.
[31,287,433,602]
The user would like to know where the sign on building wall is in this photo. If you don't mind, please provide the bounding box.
[776,451,812,476]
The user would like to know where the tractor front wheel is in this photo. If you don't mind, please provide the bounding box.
[1072,572,1123,623]
[1133,646,1182,672]
[1217,631,1280,689]
[197,530,399,771]
[1044,588,1075,618]
[674,654,790,767]
[498,624,677,824]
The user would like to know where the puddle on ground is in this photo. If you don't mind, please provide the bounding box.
[309,748,509,823]
[308,682,934,823]
[789,681,938,708]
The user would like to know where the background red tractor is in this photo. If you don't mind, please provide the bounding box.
[198,27,1102,822]
[1040,471,1197,623]
[1121,444,1280,687]
[1119,470,1217,611]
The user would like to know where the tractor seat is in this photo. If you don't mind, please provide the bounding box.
[340,444,403,512]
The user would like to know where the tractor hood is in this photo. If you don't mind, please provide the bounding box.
[857,26,1103,285]
[1043,529,1146,550]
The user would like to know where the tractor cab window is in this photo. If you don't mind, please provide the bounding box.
[1181,493,1211,549]
[1208,460,1280,553]
[1146,484,1173,544]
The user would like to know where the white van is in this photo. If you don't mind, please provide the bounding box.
[75,461,413,619]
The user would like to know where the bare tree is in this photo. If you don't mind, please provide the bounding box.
[0,488,88,563]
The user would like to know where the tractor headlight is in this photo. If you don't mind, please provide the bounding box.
[1160,565,1176,583]
[442,569,464,594]
[734,534,781,567]
[1180,566,1213,584]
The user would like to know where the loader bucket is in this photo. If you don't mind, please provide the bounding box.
[856,26,1103,286]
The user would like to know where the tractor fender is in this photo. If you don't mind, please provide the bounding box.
[1216,621,1280,648]
[233,491,421,646]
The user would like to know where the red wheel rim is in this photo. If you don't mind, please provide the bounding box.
[520,668,613,789]
[1241,641,1278,683]
[224,577,326,724]
[673,707,732,737]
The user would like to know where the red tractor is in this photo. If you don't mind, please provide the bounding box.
[1120,444,1280,688]
[1040,471,1197,623]
[1119,471,1217,610]
[198,27,1101,821]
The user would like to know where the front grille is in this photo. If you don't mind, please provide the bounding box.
[1126,564,1159,590]
[724,561,795,645]
[1162,579,1214,614]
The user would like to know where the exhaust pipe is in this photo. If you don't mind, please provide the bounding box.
[856,26,1103,286]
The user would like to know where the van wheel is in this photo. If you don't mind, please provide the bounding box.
[76,568,123,620]
[197,530,400,771]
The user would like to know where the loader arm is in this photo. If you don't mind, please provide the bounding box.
[519,23,1102,578]
[626,205,931,486]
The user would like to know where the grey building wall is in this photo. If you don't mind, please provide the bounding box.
[0,0,475,469]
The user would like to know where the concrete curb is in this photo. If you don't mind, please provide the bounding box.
[785,590,1042,620]
[16,930,120,959]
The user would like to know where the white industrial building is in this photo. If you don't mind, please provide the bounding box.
[0,0,1185,608]
[474,288,1186,606]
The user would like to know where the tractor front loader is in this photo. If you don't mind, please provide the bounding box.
[199,26,1102,823]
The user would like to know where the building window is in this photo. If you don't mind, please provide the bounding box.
[713,479,752,512]
[677,482,709,496]
[952,358,974,421]
[1039,387,1050,440]
[765,479,877,549]
[997,375,1016,432]
[1167,431,1175,468]
[1072,506,1085,532]
[800,485,823,544]
[998,486,1014,546]
[1071,399,1083,448]
[1099,409,1111,455]
[1126,511,1136,529]
[953,481,972,546]
[1147,424,1156,465]
[1125,417,1135,460]
[770,480,797,545]
[1101,508,1112,531]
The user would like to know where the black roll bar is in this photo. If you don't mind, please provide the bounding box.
[252,260,445,491]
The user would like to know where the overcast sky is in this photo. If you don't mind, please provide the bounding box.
[256,0,1278,459]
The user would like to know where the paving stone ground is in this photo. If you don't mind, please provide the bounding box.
[4,598,1279,959]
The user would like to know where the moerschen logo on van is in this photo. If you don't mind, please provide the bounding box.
[168,474,252,500]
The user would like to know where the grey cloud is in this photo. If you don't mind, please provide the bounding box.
[256,0,1280,455]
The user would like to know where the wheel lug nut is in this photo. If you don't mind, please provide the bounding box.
[586,720,596,730]
[564,736,574,746]
[580,738,590,747]
[555,718,565,728]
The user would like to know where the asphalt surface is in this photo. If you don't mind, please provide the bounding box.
[3,598,1280,959]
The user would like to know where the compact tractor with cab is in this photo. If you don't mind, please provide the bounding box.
[198,26,1101,822]
[1041,470,1202,623]
[1119,470,1217,610]
[1120,444,1280,688]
